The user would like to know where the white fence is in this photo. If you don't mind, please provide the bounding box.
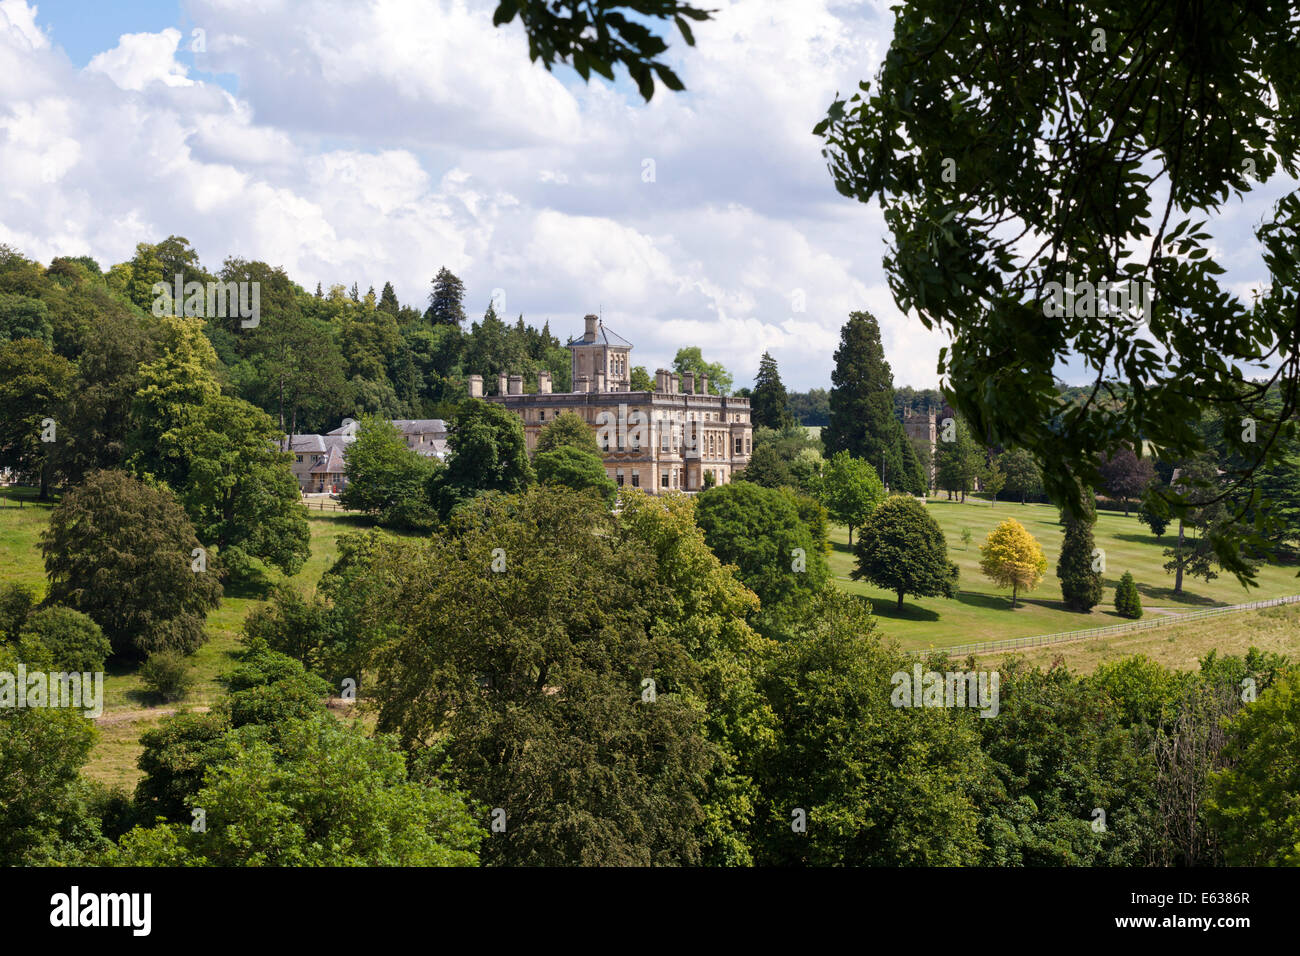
[914,594,1300,659]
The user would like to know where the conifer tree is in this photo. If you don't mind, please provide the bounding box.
[1114,571,1143,619]
[824,311,909,490]
[427,267,467,326]
[1057,491,1103,612]
[751,351,794,430]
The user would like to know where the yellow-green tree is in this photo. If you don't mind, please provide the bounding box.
[979,518,1046,608]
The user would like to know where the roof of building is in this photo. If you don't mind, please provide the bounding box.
[309,445,347,475]
[566,321,633,349]
[287,434,353,454]
[326,418,447,436]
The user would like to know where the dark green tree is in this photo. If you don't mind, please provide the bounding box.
[852,494,958,609]
[1058,493,1103,612]
[750,351,794,430]
[40,470,222,658]
[534,445,616,503]
[426,267,467,326]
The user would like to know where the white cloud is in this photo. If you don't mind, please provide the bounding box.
[86,28,194,91]
[5,0,1282,393]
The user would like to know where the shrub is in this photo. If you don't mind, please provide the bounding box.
[17,606,112,672]
[140,650,197,703]
[1114,571,1143,619]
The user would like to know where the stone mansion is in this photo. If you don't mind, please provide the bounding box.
[475,315,753,493]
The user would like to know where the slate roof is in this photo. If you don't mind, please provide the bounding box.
[309,445,347,475]
[566,321,633,349]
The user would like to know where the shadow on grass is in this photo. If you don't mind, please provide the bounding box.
[1132,582,1219,606]
[1111,531,1167,548]
[860,598,941,623]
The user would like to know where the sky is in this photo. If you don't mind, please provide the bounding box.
[0,0,1291,392]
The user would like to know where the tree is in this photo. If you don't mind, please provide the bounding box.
[695,481,829,623]
[433,399,535,513]
[53,305,154,486]
[534,409,599,456]
[851,495,958,609]
[340,416,439,529]
[0,337,74,498]
[755,589,985,865]
[126,316,222,489]
[0,648,101,865]
[934,416,985,502]
[1138,498,1171,538]
[998,447,1042,504]
[980,459,1006,506]
[1100,447,1157,516]
[750,351,794,430]
[820,451,884,545]
[1207,669,1300,866]
[736,443,791,489]
[16,607,112,673]
[814,1,1300,577]
[172,395,311,575]
[368,487,719,865]
[629,365,654,391]
[492,0,710,101]
[1114,572,1143,620]
[534,445,617,503]
[823,311,911,491]
[1163,458,1241,596]
[672,346,731,395]
[422,266,464,327]
[1057,493,1103,612]
[0,584,35,642]
[979,518,1047,609]
[41,470,222,658]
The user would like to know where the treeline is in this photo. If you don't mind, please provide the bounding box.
[5,481,1296,866]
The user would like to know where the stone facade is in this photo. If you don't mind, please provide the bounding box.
[479,315,752,493]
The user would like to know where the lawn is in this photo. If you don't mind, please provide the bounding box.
[829,496,1300,651]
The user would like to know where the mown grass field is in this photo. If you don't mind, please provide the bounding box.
[829,496,1300,651]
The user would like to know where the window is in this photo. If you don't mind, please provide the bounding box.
[295,455,303,463]
[745,437,751,454]
[631,472,639,488]
[540,410,546,421]
[616,468,624,487]
[661,471,669,488]
[734,437,742,455]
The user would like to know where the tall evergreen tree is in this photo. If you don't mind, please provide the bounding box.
[824,312,908,489]
[1057,491,1103,612]
[378,281,400,317]
[750,352,794,430]
[426,267,467,326]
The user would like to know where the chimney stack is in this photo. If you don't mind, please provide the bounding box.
[538,370,552,394]
[508,374,523,395]
[584,313,598,341]
[578,375,591,393]
[497,372,508,395]
[682,371,695,394]
[699,373,709,395]
[468,374,483,398]
[670,372,680,394]
[595,370,606,393]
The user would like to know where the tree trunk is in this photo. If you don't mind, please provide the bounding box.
[1011,582,1018,608]
[1174,519,1185,595]
[897,591,905,610]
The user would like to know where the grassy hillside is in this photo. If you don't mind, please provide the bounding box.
[830,496,1300,651]
[1,487,375,789]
